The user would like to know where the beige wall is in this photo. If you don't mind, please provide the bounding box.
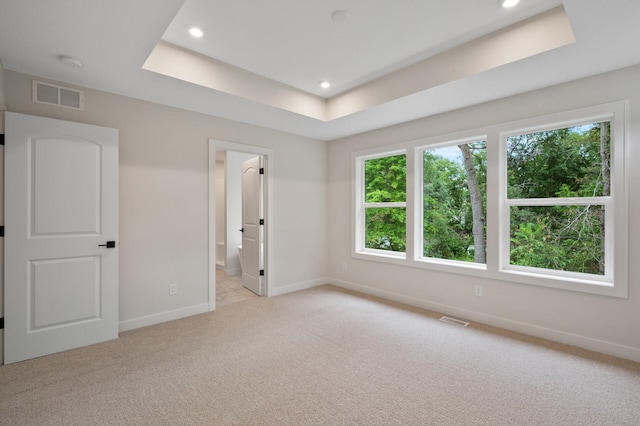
[0,56,5,110]
[3,62,640,363]
[327,65,640,362]
[3,70,328,332]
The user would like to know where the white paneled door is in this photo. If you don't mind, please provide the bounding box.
[4,112,119,364]
[241,156,263,295]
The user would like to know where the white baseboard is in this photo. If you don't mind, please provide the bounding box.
[119,303,209,333]
[270,277,328,297]
[329,278,640,363]
[118,277,328,333]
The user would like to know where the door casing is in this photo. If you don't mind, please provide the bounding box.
[208,140,273,310]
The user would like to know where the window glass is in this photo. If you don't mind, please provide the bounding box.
[506,122,610,276]
[509,205,605,275]
[365,154,406,203]
[363,154,407,253]
[423,142,486,263]
[365,207,406,252]
[507,123,610,199]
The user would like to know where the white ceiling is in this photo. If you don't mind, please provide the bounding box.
[1,0,639,141]
[161,0,562,97]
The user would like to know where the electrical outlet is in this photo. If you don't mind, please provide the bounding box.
[474,285,483,297]
[169,283,177,296]
[342,262,348,271]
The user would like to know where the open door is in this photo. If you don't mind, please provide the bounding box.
[4,112,119,364]
[240,156,263,295]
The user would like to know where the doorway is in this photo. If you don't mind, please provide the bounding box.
[208,140,273,311]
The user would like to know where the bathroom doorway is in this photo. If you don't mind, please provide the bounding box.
[208,140,273,311]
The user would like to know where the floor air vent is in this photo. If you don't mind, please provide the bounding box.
[439,316,469,327]
[32,80,84,110]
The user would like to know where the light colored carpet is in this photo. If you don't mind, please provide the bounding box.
[1,285,639,425]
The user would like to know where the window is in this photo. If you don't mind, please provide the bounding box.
[421,141,487,265]
[355,151,407,258]
[499,107,628,296]
[353,102,628,297]
[504,122,610,277]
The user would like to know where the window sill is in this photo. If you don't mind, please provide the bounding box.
[352,251,627,298]
[500,268,625,298]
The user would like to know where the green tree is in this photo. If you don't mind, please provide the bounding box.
[423,142,486,263]
[459,143,486,263]
[507,123,609,274]
[364,154,406,251]
[423,152,469,259]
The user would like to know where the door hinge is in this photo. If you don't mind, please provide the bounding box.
[259,270,264,276]
[0,226,4,237]
[259,167,264,175]
[260,219,264,225]
[0,133,4,145]
[0,317,4,330]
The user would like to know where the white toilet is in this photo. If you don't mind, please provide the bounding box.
[237,245,243,270]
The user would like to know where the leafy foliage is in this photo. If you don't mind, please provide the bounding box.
[507,125,608,199]
[365,207,406,251]
[508,123,610,274]
[423,143,486,262]
[364,155,406,252]
[361,122,609,276]
[363,145,488,258]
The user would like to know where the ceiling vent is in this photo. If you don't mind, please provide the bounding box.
[32,80,84,110]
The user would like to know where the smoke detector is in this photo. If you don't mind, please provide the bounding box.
[331,10,350,23]
[59,55,83,68]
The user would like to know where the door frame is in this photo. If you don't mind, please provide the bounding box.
[208,139,273,311]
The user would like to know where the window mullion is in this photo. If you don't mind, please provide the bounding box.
[405,147,416,261]
[363,202,407,208]
[486,131,502,274]
[506,196,610,207]
[353,155,365,254]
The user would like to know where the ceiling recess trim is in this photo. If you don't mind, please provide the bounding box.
[143,6,574,122]
[327,6,575,120]
[143,42,327,120]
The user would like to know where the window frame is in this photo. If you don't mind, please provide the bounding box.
[354,148,408,260]
[352,102,628,298]
[416,136,488,269]
[497,103,628,297]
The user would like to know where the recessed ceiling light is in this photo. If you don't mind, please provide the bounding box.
[320,81,331,89]
[188,26,204,38]
[499,0,520,8]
